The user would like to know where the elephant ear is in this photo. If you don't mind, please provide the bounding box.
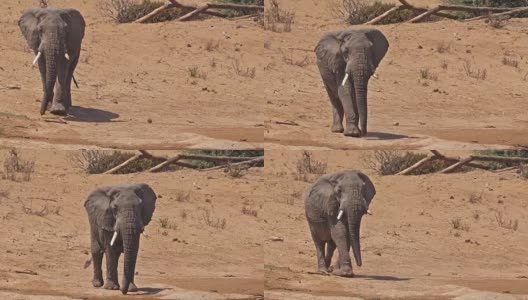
[315,32,346,74]
[84,186,115,231]
[363,29,389,70]
[305,177,339,222]
[134,183,157,226]
[357,172,376,212]
[18,8,42,51]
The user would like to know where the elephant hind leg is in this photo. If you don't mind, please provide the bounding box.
[64,55,79,110]
[325,240,336,270]
[91,249,104,287]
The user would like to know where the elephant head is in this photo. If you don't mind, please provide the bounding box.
[18,8,85,115]
[316,28,389,136]
[84,184,156,295]
[307,170,376,267]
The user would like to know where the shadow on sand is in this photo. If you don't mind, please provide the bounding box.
[64,106,121,123]
[355,274,411,281]
[134,287,170,295]
[364,131,412,140]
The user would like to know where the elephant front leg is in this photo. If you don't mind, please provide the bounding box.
[337,80,361,138]
[50,61,69,116]
[330,224,354,277]
[322,81,344,133]
[103,247,121,290]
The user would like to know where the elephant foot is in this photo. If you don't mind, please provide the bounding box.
[50,103,67,116]
[332,266,354,278]
[128,282,138,292]
[343,126,361,138]
[92,278,103,288]
[103,280,120,290]
[331,124,344,133]
[316,266,330,275]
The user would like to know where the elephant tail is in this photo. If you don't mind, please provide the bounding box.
[83,255,92,269]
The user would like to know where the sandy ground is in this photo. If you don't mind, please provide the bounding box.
[263,150,528,299]
[263,0,528,149]
[0,148,264,300]
[0,0,265,150]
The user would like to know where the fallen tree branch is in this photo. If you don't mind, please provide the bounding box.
[440,157,474,174]
[133,2,173,23]
[464,6,528,21]
[201,156,264,171]
[397,155,436,175]
[103,153,143,174]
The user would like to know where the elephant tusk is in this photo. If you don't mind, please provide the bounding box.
[341,73,349,86]
[32,52,42,65]
[64,53,70,61]
[110,231,118,246]
[372,72,379,79]
[367,209,372,215]
[337,210,343,220]
[141,232,149,239]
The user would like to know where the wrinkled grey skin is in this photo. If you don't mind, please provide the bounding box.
[19,7,85,115]
[315,28,389,137]
[304,170,376,277]
[84,184,156,295]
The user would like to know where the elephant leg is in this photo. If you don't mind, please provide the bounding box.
[323,81,344,133]
[337,75,361,138]
[330,224,354,277]
[308,224,329,273]
[50,60,69,116]
[37,58,53,111]
[325,240,336,270]
[64,55,79,110]
[90,239,104,287]
[103,247,120,290]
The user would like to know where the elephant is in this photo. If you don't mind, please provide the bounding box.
[315,28,389,137]
[84,183,157,295]
[18,7,85,115]
[304,170,376,277]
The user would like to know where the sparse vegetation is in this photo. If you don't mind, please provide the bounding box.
[441,60,449,70]
[487,15,509,28]
[362,151,456,176]
[2,149,35,182]
[436,41,451,53]
[263,0,295,32]
[419,68,439,81]
[520,164,528,179]
[474,150,528,169]
[69,150,166,174]
[451,217,470,231]
[264,40,272,49]
[495,211,518,231]
[187,66,208,79]
[97,0,194,23]
[232,59,256,79]
[175,190,191,202]
[201,208,227,229]
[502,56,520,68]
[226,163,245,178]
[468,192,483,204]
[23,203,61,217]
[296,151,327,175]
[214,0,264,17]
[242,206,258,217]
[205,40,220,52]
[182,150,264,169]
[158,217,177,230]
[330,0,421,25]
[283,53,311,67]
[463,60,487,80]
[39,0,49,8]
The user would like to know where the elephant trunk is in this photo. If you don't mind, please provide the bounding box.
[347,208,363,267]
[41,42,59,115]
[120,220,140,295]
[351,53,370,136]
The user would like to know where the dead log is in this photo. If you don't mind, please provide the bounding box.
[440,157,474,174]
[133,2,174,23]
[177,4,210,21]
[409,6,443,23]
[464,6,528,21]
[365,6,402,25]
[430,150,490,170]
[103,154,143,174]
[397,155,436,175]
[201,156,264,171]
[147,154,183,173]
[469,155,528,163]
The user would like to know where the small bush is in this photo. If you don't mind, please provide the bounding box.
[175,190,190,202]
[283,53,310,67]
[2,149,35,182]
[296,151,327,175]
[23,203,61,217]
[419,68,439,81]
[226,164,245,178]
[182,150,264,169]
[520,164,528,179]
[98,0,195,23]
[205,40,220,52]
[495,211,518,231]
[463,60,487,80]
[264,0,295,32]
[436,41,451,53]
[158,217,177,230]
[187,66,207,79]
[39,0,49,8]
[502,56,519,68]
[474,150,528,170]
[362,151,456,176]
[232,59,256,79]
[242,206,258,217]
[330,0,421,25]
[214,0,264,17]
[69,150,166,174]
[201,209,227,229]
[468,192,483,204]
[451,217,470,231]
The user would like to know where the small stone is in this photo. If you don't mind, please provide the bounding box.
[147,118,152,124]
[393,122,399,126]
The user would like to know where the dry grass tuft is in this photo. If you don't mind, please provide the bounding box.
[2,149,35,182]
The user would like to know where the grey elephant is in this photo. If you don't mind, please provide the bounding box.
[315,28,389,137]
[84,183,157,295]
[19,7,85,115]
[304,170,376,277]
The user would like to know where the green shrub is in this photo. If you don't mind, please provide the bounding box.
[69,150,167,174]
[214,0,264,17]
[474,150,528,170]
[331,0,423,25]
[444,1,528,19]
[183,150,264,169]
[98,0,198,23]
